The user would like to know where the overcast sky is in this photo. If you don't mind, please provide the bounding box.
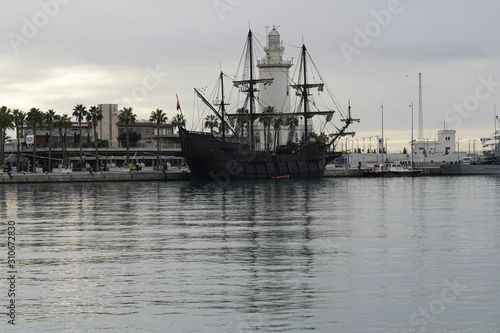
[2,0,500,151]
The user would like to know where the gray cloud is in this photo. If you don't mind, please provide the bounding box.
[1,0,500,150]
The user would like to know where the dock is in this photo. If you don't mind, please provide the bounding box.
[323,165,442,177]
[0,169,190,184]
[323,166,363,177]
[1,165,446,183]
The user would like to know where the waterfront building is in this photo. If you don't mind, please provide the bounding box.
[412,129,456,155]
[23,121,91,148]
[98,104,119,148]
[117,119,175,148]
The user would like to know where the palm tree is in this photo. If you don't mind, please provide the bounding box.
[87,106,103,171]
[72,104,88,170]
[285,116,299,143]
[149,109,168,168]
[55,114,72,168]
[117,107,136,165]
[170,113,186,133]
[235,107,248,140]
[26,108,44,172]
[44,109,56,172]
[272,115,285,149]
[217,120,230,137]
[0,106,14,168]
[259,106,275,150]
[203,114,219,134]
[12,109,26,171]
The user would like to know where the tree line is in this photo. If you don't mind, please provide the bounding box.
[0,104,187,172]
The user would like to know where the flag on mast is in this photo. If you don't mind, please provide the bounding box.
[176,94,182,114]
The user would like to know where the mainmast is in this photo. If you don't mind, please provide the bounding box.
[301,45,310,139]
[248,30,256,148]
[233,29,273,149]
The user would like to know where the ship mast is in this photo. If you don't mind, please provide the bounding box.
[194,72,238,139]
[328,100,359,147]
[301,45,310,139]
[248,30,256,148]
[233,30,273,149]
[216,71,229,142]
[291,44,328,142]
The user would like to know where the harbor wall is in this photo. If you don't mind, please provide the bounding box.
[0,171,190,184]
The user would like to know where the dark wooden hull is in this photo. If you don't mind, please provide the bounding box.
[179,129,340,180]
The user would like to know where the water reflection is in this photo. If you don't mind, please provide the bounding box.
[173,181,317,331]
[1,177,499,332]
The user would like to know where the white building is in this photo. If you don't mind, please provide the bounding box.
[253,26,310,150]
[256,26,293,114]
[98,104,119,148]
[412,129,456,155]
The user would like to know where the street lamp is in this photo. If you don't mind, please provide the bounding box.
[473,139,477,162]
[410,102,414,168]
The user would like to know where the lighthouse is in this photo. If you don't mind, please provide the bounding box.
[257,26,293,114]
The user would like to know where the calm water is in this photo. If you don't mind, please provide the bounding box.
[1,176,500,332]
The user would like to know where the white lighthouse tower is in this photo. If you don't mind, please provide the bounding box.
[257,26,293,114]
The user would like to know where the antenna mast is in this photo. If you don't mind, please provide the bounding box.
[418,73,424,142]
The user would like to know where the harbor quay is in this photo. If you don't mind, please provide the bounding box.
[1,163,443,184]
[323,165,441,177]
[2,146,184,172]
[1,146,191,183]
[1,169,190,183]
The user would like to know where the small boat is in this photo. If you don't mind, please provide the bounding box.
[271,174,290,180]
[363,163,422,177]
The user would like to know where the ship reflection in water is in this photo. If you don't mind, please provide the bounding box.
[3,176,500,332]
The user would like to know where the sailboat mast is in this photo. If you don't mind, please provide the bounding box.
[301,45,309,140]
